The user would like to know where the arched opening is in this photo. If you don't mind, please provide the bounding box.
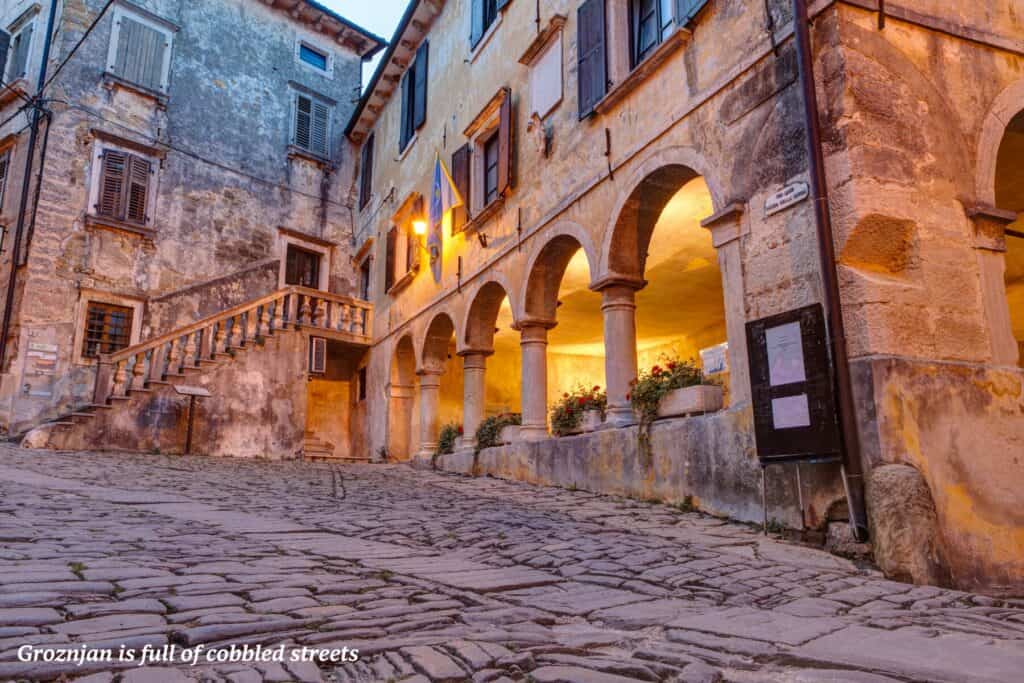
[995,109,1024,366]
[387,335,417,461]
[421,313,462,450]
[466,282,520,416]
[610,166,728,399]
[525,235,605,419]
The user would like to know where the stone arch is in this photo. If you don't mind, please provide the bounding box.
[387,334,417,462]
[598,145,723,281]
[463,279,516,352]
[420,311,457,372]
[391,333,417,386]
[977,78,1024,207]
[520,222,600,321]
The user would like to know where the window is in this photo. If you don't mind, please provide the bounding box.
[299,43,329,72]
[107,7,175,93]
[285,245,322,289]
[399,41,429,152]
[358,258,371,300]
[483,133,500,205]
[6,18,34,83]
[309,337,327,374]
[95,150,153,227]
[293,92,332,159]
[357,366,367,401]
[359,134,374,209]
[83,302,134,358]
[631,0,662,66]
[471,0,512,48]
[0,149,10,212]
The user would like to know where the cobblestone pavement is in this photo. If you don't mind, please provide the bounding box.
[1,448,1023,682]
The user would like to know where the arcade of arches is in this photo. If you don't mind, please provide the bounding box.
[387,170,729,458]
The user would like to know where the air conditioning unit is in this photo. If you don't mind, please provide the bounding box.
[308,336,326,374]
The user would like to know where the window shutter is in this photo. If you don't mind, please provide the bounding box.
[125,155,151,225]
[295,94,312,150]
[116,16,166,91]
[286,246,300,285]
[98,150,127,220]
[0,31,10,83]
[470,0,486,48]
[385,226,397,292]
[676,0,709,25]
[11,24,32,80]
[0,151,9,211]
[577,0,607,118]
[309,337,327,374]
[359,134,374,209]
[497,89,513,198]
[451,143,471,231]
[399,71,411,150]
[413,41,429,130]
[311,100,330,157]
[496,0,512,10]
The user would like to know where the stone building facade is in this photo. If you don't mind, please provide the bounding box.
[0,0,383,454]
[345,0,1023,595]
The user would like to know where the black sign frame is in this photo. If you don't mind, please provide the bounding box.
[745,304,841,464]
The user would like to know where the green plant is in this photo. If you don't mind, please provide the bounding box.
[474,412,521,452]
[550,384,607,436]
[436,422,462,455]
[630,356,704,462]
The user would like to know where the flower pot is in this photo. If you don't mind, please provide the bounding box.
[454,436,464,451]
[657,385,724,419]
[498,425,520,445]
[581,409,603,432]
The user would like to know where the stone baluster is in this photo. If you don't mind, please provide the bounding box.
[148,344,167,383]
[313,298,326,329]
[245,308,259,342]
[131,352,148,391]
[259,304,271,337]
[229,315,244,348]
[299,295,312,325]
[184,331,198,368]
[341,304,351,334]
[272,297,284,331]
[93,357,115,404]
[112,360,129,397]
[214,322,228,355]
[166,338,182,375]
[199,325,213,362]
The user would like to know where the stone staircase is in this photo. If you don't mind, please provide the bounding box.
[22,286,373,457]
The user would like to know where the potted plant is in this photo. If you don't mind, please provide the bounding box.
[630,357,722,422]
[437,422,461,456]
[475,413,522,452]
[551,385,607,436]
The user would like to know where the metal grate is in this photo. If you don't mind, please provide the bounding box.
[83,302,133,358]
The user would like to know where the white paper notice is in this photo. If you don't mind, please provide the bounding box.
[772,394,812,429]
[766,321,806,387]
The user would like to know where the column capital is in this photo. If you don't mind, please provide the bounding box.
[589,273,647,294]
[967,204,1017,253]
[700,201,747,248]
[512,317,557,332]
[457,348,494,361]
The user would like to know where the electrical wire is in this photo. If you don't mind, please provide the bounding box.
[42,0,116,94]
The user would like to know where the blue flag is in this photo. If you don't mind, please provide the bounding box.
[427,155,462,282]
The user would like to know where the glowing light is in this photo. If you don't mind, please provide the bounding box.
[412,220,428,236]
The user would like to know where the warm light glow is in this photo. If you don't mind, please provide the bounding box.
[412,220,428,236]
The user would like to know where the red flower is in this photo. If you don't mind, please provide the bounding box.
[593,385,601,392]
[563,392,570,399]
[667,362,677,371]
[577,397,587,406]
[652,365,663,376]
[626,392,631,401]
[457,425,464,435]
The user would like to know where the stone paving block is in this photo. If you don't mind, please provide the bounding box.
[164,593,245,612]
[66,599,167,618]
[403,645,467,681]
[672,607,847,646]
[422,568,563,593]
[0,607,62,626]
[530,665,645,682]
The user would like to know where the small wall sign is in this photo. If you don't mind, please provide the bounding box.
[765,182,809,217]
[700,342,729,375]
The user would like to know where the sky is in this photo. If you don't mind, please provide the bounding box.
[319,0,410,89]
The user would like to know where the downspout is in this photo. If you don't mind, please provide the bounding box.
[0,0,60,371]
[792,0,869,541]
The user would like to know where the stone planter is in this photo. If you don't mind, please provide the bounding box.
[498,425,521,445]
[581,409,603,432]
[454,436,465,451]
[657,385,724,419]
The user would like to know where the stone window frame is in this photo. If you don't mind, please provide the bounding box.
[72,289,145,367]
[288,85,335,162]
[463,90,510,222]
[276,227,333,292]
[85,136,163,238]
[105,3,177,96]
[526,26,564,121]
[294,37,335,79]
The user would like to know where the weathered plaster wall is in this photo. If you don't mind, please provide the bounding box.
[0,0,366,431]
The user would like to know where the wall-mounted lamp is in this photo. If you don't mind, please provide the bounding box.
[412,219,428,237]
[476,232,489,248]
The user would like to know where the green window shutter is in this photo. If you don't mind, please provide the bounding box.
[115,16,167,91]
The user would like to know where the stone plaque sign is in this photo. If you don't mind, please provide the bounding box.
[745,304,841,463]
[765,182,809,217]
[700,342,729,375]
[173,385,212,398]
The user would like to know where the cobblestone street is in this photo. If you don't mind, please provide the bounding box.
[0,447,1022,682]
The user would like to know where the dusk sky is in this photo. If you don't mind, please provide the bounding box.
[321,0,409,87]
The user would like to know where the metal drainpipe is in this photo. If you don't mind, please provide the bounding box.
[792,0,870,541]
[0,0,60,372]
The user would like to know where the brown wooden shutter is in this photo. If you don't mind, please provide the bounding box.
[359,134,374,209]
[413,41,429,130]
[577,0,608,118]
[497,89,513,198]
[470,0,485,48]
[385,226,397,292]
[125,155,151,225]
[98,150,127,219]
[451,143,471,231]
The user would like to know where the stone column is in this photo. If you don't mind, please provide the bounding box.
[416,369,443,457]
[518,320,555,441]
[968,206,1019,366]
[386,382,415,461]
[593,278,643,427]
[702,203,751,405]
[459,351,490,450]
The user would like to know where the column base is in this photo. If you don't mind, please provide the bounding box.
[520,425,549,441]
[604,407,638,428]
